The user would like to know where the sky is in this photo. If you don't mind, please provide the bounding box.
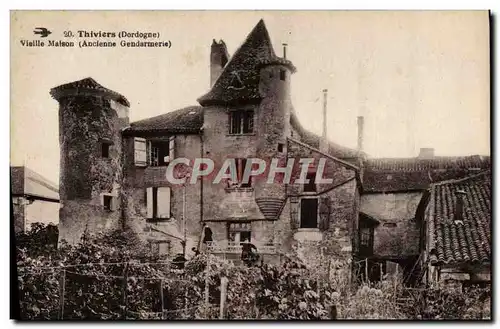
[10,11,490,185]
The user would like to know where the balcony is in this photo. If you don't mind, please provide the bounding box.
[206,241,278,255]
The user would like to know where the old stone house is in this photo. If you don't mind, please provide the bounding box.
[49,19,491,280]
[11,166,60,233]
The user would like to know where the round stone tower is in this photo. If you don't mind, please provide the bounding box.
[50,77,130,245]
[254,58,296,219]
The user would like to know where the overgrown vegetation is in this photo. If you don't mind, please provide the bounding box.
[15,223,491,320]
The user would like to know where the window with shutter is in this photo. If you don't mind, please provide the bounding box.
[134,137,148,167]
[101,194,117,212]
[146,187,171,219]
[157,187,171,219]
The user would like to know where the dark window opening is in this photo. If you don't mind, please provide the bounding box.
[358,217,375,256]
[229,110,254,134]
[101,142,111,158]
[383,222,397,228]
[280,69,286,81]
[228,158,252,188]
[304,172,317,192]
[228,222,252,243]
[300,198,318,228]
[278,143,284,152]
[360,228,371,247]
[103,195,112,211]
[152,187,158,218]
[150,141,170,167]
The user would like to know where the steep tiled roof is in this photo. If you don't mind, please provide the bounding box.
[290,112,360,160]
[425,171,491,266]
[363,155,491,193]
[50,77,130,107]
[197,19,295,106]
[125,106,203,135]
[11,166,59,201]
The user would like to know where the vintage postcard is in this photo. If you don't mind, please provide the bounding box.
[10,10,491,320]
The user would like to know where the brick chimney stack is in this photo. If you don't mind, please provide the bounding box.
[357,116,364,154]
[210,39,229,87]
[454,190,467,224]
[320,89,328,153]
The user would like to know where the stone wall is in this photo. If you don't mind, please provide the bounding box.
[12,197,26,233]
[360,192,422,258]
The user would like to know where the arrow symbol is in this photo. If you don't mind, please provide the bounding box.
[33,27,52,38]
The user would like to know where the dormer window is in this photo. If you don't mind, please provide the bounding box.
[229,110,254,135]
[228,71,245,90]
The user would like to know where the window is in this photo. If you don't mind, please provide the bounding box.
[149,141,170,167]
[360,227,371,247]
[101,194,116,212]
[101,141,111,158]
[280,69,286,81]
[304,171,317,192]
[228,222,252,243]
[150,241,171,258]
[146,187,171,219]
[229,110,254,134]
[358,219,375,255]
[103,195,112,211]
[134,136,175,167]
[300,198,318,228]
[277,143,284,153]
[227,158,252,188]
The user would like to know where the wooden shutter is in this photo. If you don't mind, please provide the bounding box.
[290,197,299,230]
[319,197,331,231]
[134,137,147,167]
[157,187,171,219]
[110,196,117,211]
[146,187,154,218]
[168,136,175,162]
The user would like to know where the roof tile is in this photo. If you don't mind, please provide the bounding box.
[426,170,491,266]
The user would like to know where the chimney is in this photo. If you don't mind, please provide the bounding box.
[357,116,364,154]
[210,39,229,87]
[320,89,328,153]
[453,190,467,224]
[282,43,288,59]
[418,147,435,159]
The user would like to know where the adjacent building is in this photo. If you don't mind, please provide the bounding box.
[11,166,60,233]
[416,170,491,287]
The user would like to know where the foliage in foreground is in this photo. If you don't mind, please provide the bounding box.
[15,223,491,320]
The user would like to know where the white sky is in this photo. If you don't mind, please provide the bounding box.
[10,11,490,184]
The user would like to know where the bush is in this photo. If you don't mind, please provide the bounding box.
[14,224,491,320]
